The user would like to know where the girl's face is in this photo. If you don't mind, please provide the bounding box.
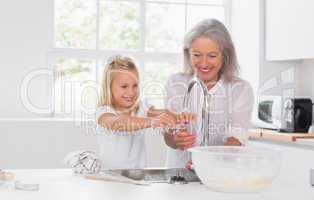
[111,70,139,111]
[189,36,223,87]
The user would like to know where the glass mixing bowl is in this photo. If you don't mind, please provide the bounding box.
[188,146,282,193]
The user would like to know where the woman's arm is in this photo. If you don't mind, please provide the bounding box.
[224,80,254,146]
[163,74,197,149]
[224,137,242,146]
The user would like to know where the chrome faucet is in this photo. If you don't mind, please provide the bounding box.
[169,76,211,185]
[183,75,211,146]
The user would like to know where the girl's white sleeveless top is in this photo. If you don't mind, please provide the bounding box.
[96,101,150,169]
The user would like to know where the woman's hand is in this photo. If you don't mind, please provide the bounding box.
[176,112,195,124]
[163,111,195,150]
[173,130,196,150]
[224,137,242,146]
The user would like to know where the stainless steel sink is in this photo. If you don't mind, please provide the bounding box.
[100,168,200,183]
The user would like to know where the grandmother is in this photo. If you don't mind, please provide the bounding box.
[163,19,254,167]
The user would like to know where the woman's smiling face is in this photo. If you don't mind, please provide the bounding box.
[189,36,223,86]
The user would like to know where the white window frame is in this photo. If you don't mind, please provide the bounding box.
[48,0,232,118]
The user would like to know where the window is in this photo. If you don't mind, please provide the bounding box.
[51,0,230,118]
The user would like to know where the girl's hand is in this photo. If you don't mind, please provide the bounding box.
[173,130,196,150]
[176,112,195,124]
[151,111,177,128]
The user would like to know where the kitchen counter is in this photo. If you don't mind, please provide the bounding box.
[1,141,314,200]
[1,146,314,200]
[249,128,314,149]
[249,129,314,142]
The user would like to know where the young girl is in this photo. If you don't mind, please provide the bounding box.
[96,55,190,169]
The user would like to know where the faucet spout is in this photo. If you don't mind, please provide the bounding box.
[183,76,211,146]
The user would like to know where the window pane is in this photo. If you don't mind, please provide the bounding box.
[187,5,225,30]
[187,0,223,5]
[99,1,140,50]
[146,3,185,52]
[52,0,227,116]
[55,0,97,49]
[97,60,106,85]
[54,59,97,113]
[141,61,182,108]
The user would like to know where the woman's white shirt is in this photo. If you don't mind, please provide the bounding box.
[165,73,254,167]
[96,101,151,169]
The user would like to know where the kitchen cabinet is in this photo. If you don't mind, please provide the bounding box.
[266,0,314,60]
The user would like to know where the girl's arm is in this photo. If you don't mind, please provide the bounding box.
[146,106,165,117]
[147,106,197,125]
[98,112,175,132]
[147,106,177,119]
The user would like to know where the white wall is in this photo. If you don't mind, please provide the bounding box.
[230,0,306,127]
[258,0,301,97]
[231,0,260,97]
[0,119,98,169]
[297,59,314,99]
[0,0,53,118]
[0,119,167,169]
[231,0,301,99]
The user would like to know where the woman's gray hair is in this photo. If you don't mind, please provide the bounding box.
[183,19,239,82]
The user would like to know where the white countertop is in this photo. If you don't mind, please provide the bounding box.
[296,139,314,147]
[1,142,314,200]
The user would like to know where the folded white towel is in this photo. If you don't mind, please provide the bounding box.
[64,150,102,175]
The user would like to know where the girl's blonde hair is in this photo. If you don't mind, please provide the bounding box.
[97,55,140,113]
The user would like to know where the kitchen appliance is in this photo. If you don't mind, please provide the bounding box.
[254,95,313,133]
